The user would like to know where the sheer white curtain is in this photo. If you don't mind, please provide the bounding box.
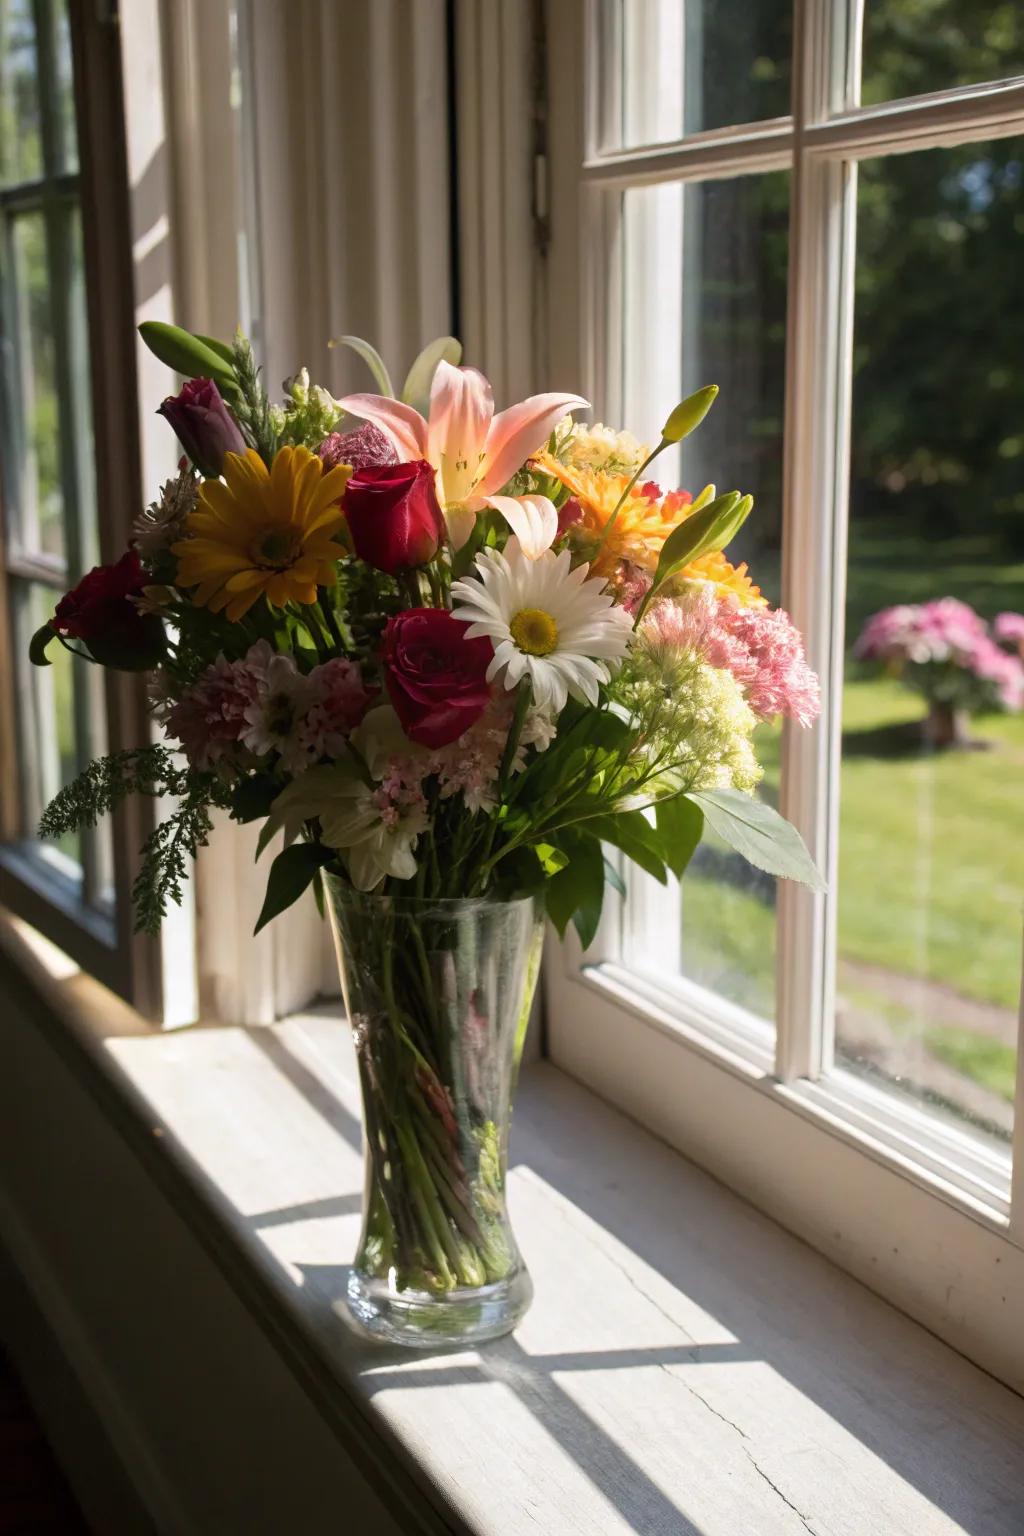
[121,0,455,1025]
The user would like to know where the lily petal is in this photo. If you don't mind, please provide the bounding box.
[478,391,590,496]
[426,362,493,502]
[334,393,429,461]
[485,494,559,558]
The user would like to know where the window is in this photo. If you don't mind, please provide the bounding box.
[0,0,154,1002]
[544,0,1024,1367]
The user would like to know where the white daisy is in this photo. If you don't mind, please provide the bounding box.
[451,544,634,712]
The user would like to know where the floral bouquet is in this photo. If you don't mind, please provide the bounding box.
[32,325,822,1343]
[856,597,1024,747]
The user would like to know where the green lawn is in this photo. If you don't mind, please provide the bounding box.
[679,677,1024,1020]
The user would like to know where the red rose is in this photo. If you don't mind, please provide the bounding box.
[52,550,164,670]
[382,608,493,748]
[343,460,445,574]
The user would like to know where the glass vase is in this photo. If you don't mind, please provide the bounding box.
[325,878,544,1348]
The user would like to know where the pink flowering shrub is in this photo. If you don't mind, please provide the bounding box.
[994,611,1024,658]
[855,598,1024,714]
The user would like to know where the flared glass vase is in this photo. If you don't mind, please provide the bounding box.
[325,879,544,1348]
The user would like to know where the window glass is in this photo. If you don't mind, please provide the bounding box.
[596,0,791,151]
[0,0,41,186]
[6,209,65,559]
[53,0,78,174]
[617,171,789,1023]
[837,138,1024,1140]
[14,581,81,873]
[861,2,1024,107]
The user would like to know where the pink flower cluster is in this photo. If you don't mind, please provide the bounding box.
[165,641,373,773]
[373,695,553,819]
[995,611,1024,657]
[856,598,1024,710]
[644,586,821,726]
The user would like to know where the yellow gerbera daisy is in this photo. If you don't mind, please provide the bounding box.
[172,446,351,621]
[531,449,691,575]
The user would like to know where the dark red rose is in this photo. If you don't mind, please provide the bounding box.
[556,496,585,537]
[343,460,445,574]
[382,608,493,748]
[158,377,245,478]
[318,423,397,475]
[52,549,164,670]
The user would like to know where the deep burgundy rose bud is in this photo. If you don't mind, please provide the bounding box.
[52,549,165,670]
[317,423,397,475]
[343,460,445,575]
[157,377,246,478]
[382,608,493,748]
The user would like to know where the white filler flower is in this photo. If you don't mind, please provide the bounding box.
[451,544,633,712]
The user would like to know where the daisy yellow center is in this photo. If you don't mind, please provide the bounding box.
[510,607,559,656]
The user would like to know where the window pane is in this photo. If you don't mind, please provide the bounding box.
[12,580,81,874]
[3,209,65,559]
[0,0,42,186]
[53,0,78,174]
[596,0,791,150]
[838,138,1024,1142]
[616,172,789,1024]
[861,2,1024,106]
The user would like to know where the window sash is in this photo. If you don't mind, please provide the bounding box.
[549,0,1024,1245]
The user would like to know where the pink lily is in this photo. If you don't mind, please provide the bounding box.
[336,361,588,550]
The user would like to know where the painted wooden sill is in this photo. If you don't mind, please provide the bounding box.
[3,917,1024,1535]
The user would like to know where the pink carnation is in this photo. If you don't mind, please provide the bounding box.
[717,602,821,727]
[164,654,261,771]
[643,588,821,726]
[300,658,375,758]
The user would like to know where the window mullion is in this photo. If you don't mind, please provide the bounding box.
[1010,945,1024,1241]
[774,0,855,1083]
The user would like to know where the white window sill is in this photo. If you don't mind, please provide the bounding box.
[3,922,1024,1535]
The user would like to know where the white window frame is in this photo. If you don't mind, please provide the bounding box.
[543,0,1024,1387]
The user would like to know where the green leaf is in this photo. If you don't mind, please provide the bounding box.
[660,384,718,444]
[138,321,237,393]
[229,773,279,825]
[534,842,569,876]
[655,794,704,879]
[254,842,333,934]
[689,789,825,890]
[29,622,56,667]
[328,334,394,396]
[603,856,626,897]
[588,810,667,884]
[545,833,605,949]
[402,335,462,414]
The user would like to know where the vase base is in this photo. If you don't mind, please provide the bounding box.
[343,1264,533,1349]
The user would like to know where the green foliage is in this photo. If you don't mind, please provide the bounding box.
[38,746,182,838]
[254,842,334,934]
[329,334,394,396]
[36,745,234,937]
[231,331,278,464]
[689,788,824,889]
[545,831,605,949]
[586,810,667,884]
[656,795,705,878]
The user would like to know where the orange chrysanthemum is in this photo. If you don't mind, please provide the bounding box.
[172,446,350,621]
[684,549,766,608]
[532,449,692,575]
